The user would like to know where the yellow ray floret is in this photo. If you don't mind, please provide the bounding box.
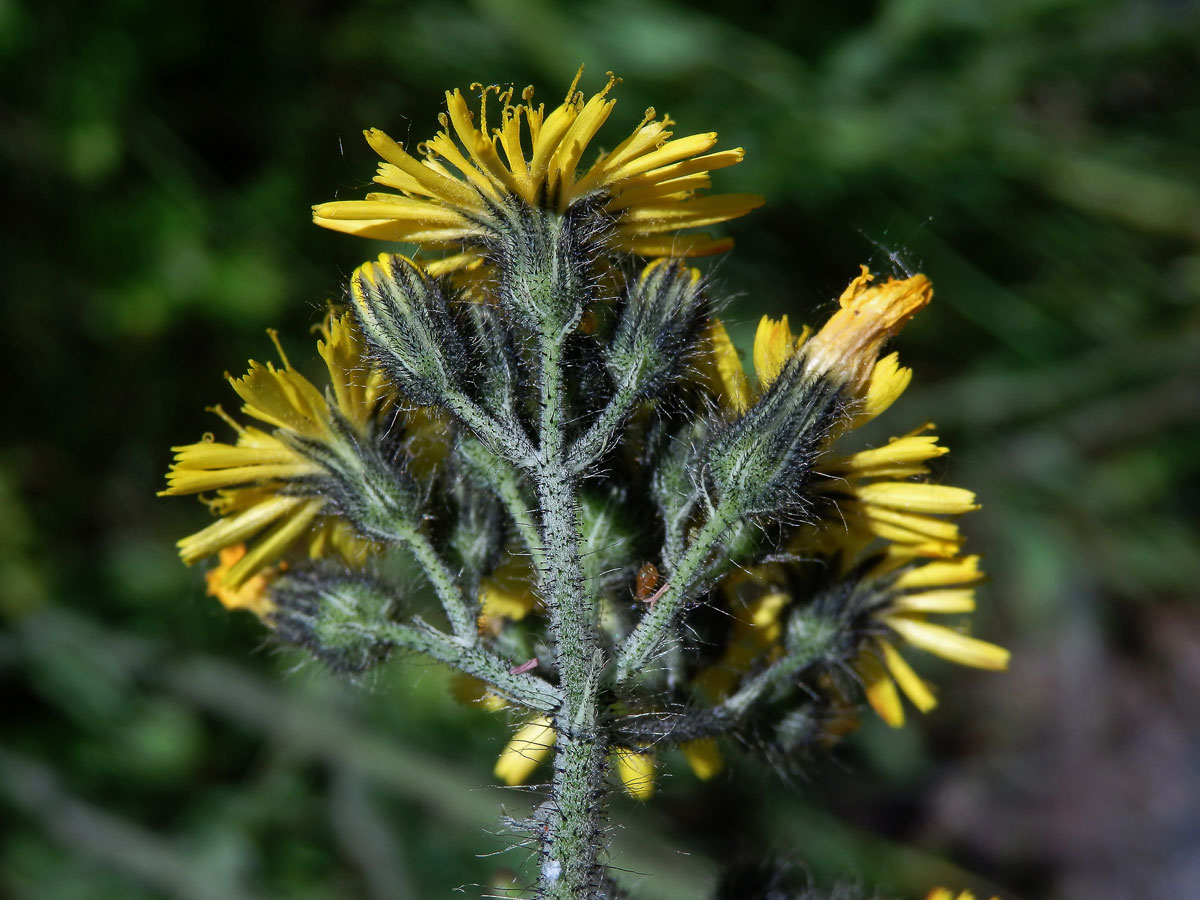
[204,544,280,620]
[313,68,762,271]
[477,554,541,635]
[161,313,410,590]
[699,267,926,418]
[860,555,1008,727]
[753,314,811,391]
[823,427,974,559]
[680,738,724,781]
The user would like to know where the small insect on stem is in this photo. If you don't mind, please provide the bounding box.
[635,562,669,610]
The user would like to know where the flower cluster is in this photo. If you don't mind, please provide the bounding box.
[162,70,1009,899]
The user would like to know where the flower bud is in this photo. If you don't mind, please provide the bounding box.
[350,253,470,407]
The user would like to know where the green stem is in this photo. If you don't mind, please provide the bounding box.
[539,730,607,898]
[380,620,562,712]
[394,524,478,644]
[444,387,536,466]
[488,456,545,569]
[568,361,645,473]
[615,504,738,684]
[534,326,607,898]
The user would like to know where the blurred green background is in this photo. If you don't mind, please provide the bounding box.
[3,0,1199,897]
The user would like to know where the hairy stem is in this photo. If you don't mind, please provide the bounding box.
[568,361,646,473]
[488,455,545,569]
[535,323,608,897]
[444,386,536,466]
[615,503,739,683]
[380,620,562,712]
[394,524,478,644]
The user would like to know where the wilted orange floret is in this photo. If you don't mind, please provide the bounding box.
[802,266,932,395]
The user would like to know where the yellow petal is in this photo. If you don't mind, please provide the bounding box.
[613,746,657,801]
[893,556,983,590]
[747,590,790,630]
[888,589,977,614]
[224,497,325,587]
[855,482,979,515]
[204,544,278,619]
[803,267,931,395]
[177,493,307,564]
[880,641,937,712]
[362,127,485,211]
[831,435,947,473]
[494,717,556,786]
[161,461,322,496]
[859,506,963,544]
[450,674,508,712]
[856,352,912,424]
[479,554,539,621]
[700,319,751,413]
[859,651,905,727]
[753,315,796,390]
[681,739,724,781]
[882,616,1011,671]
[607,132,720,182]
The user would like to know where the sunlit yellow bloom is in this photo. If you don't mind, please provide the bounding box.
[613,746,657,800]
[752,314,811,392]
[162,313,435,589]
[823,426,975,559]
[860,554,1008,727]
[204,544,279,619]
[701,271,965,559]
[494,716,556,785]
[854,351,912,427]
[313,69,762,273]
[493,722,660,800]
[699,274,1004,728]
[925,889,1000,900]
[681,738,724,781]
[700,319,752,413]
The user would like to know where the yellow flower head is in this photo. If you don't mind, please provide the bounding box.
[860,554,1009,728]
[312,68,762,274]
[161,312,431,590]
[701,266,925,415]
[613,746,657,801]
[697,266,1005,728]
